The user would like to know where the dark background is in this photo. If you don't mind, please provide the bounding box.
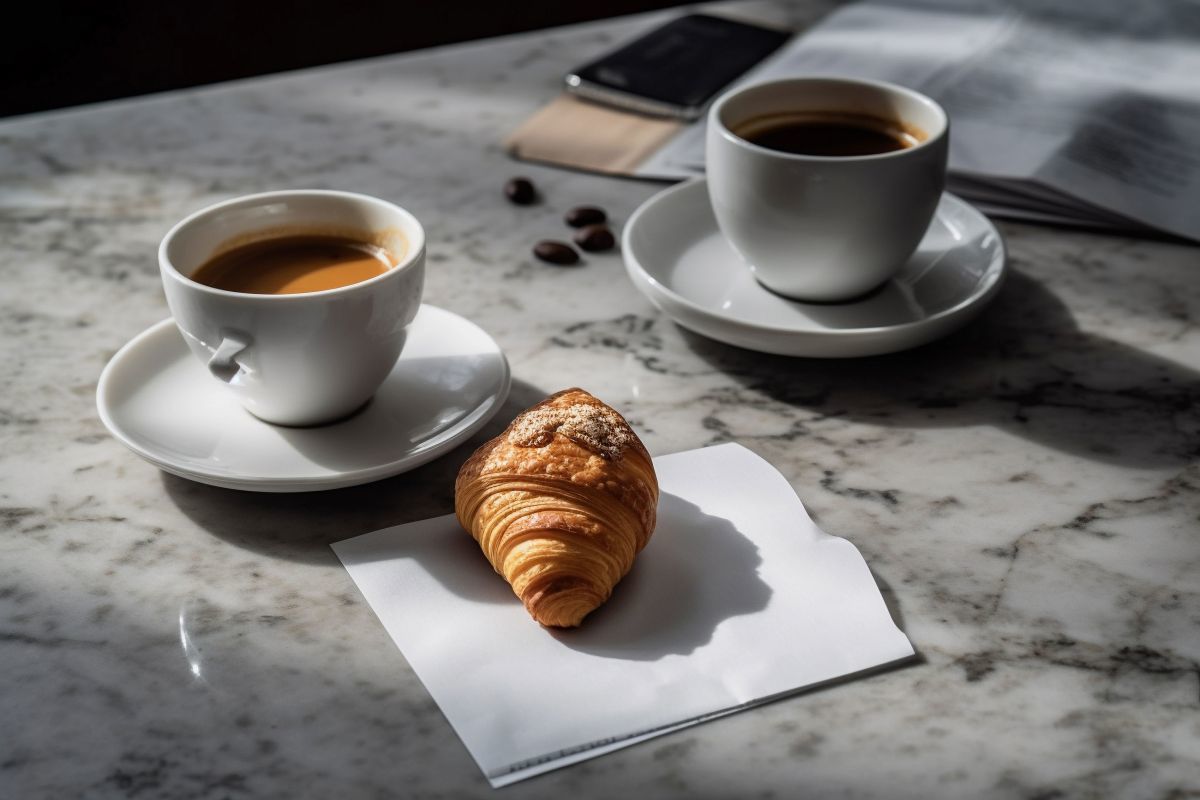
[2,1,684,118]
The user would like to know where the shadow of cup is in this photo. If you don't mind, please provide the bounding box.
[681,269,1200,469]
[162,378,549,563]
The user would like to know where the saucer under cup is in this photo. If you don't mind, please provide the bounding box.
[97,305,510,492]
[623,179,1006,358]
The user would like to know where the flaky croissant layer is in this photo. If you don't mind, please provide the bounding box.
[455,389,658,627]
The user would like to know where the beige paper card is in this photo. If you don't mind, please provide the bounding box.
[504,94,684,177]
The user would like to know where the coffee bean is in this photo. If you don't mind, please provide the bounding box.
[573,224,615,252]
[533,240,579,265]
[504,177,537,205]
[564,205,606,227]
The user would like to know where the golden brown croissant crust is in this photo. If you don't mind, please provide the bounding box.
[454,388,658,627]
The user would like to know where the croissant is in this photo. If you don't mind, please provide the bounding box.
[455,388,658,627]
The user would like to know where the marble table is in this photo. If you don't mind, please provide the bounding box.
[2,2,1198,797]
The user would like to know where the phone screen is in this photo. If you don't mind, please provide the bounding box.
[567,15,790,116]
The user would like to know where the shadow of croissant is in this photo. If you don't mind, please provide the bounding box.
[552,492,773,661]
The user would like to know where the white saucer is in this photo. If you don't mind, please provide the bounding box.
[97,305,511,492]
[622,179,1007,358]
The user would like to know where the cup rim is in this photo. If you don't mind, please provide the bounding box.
[710,76,949,163]
[158,189,426,301]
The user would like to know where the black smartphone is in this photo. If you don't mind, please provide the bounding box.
[565,14,791,121]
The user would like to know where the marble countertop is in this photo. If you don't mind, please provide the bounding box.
[2,2,1198,797]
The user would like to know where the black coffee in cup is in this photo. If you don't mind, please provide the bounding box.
[733,111,925,157]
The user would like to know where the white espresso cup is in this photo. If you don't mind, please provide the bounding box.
[160,190,426,426]
[707,77,949,302]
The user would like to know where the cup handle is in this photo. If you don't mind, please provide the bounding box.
[207,331,251,383]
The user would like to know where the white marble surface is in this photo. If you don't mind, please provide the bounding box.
[2,2,1199,797]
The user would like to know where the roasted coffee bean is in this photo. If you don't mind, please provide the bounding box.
[564,205,606,227]
[573,224,615,252]
[533,240,580,265]
[504,177,537,205]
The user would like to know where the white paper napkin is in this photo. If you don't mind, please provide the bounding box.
[333,443,914,787]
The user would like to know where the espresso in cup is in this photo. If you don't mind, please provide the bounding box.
[733,111,924,157]
[160,190,426,427]
[707,78,949,303]
[191,234,396,295]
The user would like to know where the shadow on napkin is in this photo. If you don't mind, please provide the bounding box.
[327,488,775,657]
[552,491,772,661]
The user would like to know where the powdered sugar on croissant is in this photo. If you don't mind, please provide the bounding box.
[454,388,658,627]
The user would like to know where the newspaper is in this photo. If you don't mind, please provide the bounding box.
[639,0,1200,241]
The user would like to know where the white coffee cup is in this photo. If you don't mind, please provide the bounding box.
[707,77,949,302]
[159,190,426,426]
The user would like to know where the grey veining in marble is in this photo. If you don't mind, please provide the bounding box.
[1,1,1198,797]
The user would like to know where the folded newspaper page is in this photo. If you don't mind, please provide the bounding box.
[639,0,1200,241]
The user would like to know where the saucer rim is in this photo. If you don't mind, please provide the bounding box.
[622,178,1007,339]
[96,306,511,492]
